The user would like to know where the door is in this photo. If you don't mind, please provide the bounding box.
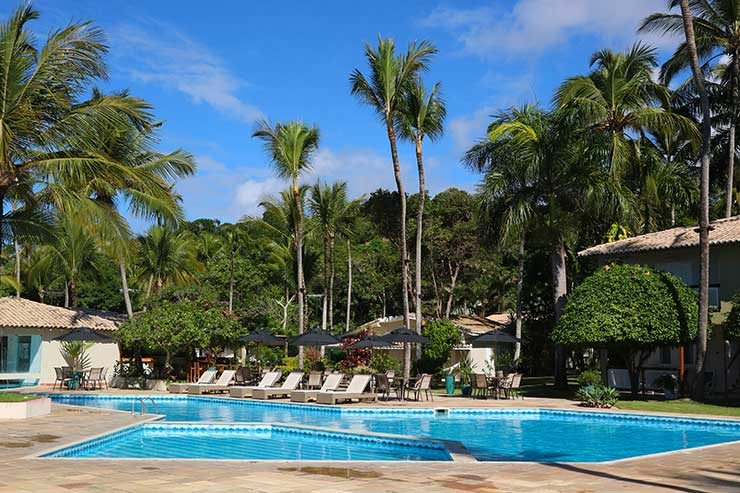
[16,336,31,373]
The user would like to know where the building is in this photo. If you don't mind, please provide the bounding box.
[578,215,740,392]
[0,297,121,388]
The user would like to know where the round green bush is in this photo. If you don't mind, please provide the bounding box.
[577,369,602,387]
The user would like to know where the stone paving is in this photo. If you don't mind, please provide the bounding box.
[1,393,739,492]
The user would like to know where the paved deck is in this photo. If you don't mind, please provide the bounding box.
[2,393,739,492]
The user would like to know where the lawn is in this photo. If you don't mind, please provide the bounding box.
[617,398,740,418]
[0,392,39,403]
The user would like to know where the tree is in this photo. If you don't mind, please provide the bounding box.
[641,0,739,217]
[253,121,319,369]
[552,264,698,395]
[136,226,201,297]
[350,36,436,382]
[395,78,446,343]
[418,318,460,374]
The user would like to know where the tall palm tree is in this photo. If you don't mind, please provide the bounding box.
[0,5,151,261]
[675,0,713,400]
[350,36,436,382]
[136,226,201,297]
[555,43,698,176]
[395,78,446,343]
[641,0,739,217]
[253,122,319,368]
[308,180,361,330]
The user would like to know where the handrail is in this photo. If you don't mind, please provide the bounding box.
[130,397,159,415]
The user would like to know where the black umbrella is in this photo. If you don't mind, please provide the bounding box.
[240,329,284,347]
[349,335,392,349]
[53,327,113,343]
[470,330,521,347]
[381,328,428,345]
[291,327,341,346]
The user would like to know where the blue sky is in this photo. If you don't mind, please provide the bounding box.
[22,0,681,225]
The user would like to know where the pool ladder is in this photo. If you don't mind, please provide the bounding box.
[131,397,159,415]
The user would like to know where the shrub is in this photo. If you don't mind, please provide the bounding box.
[418,319,460,374]
[725,290,740,339]
[575,385,619,408]
[369,352,400,373]
[276,356,299,374]
[577,369,602,387]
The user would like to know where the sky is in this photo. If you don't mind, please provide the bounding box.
[19,0,683,227]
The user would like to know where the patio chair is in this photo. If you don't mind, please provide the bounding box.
[84,367,104,390]
[99,367,109,390]
[169,369,217,394]
[472,373,489,399]
[374,373,398,401]
[316,374,377,405]
[233,367,250,386]
[290,373,345,403]
[53,367,73,390]
[188,369,237,394]
[501,373,523,400]
[251,372,305,400]
[406,373,433,401]
[305,371,323,390]
[228,370,282,398]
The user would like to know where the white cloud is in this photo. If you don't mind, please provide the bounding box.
[423,0,669,58]
[110,22,262,122]
[234,178,284,216]
[449,106,496,152]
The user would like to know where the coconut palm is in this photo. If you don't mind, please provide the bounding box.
[640,0,740,217]
[136,226,201,297]
[253,122,319,368]
[555,43,698,177]
[395,78,446,343]
[350,36,436,381]
[308,180,361,330]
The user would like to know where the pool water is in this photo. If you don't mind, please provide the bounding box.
[47,395,740,462]
[44,423,451,461]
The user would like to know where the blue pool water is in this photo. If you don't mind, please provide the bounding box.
[47,394,740,462]
[44,423,451,461]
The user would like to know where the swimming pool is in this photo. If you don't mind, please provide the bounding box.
[47,394,740,462]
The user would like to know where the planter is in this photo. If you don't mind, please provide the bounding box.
[111,377,167,391]
[143,379,167,392]
[461,385,473,397]
[445,375,455,395]
[0,397,51,419]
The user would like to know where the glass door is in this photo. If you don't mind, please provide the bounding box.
[16,336,31,373]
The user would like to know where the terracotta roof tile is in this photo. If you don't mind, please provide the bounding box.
[0,297,120,331]
[578,215,740,257]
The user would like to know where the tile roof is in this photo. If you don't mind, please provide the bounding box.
[0,297,121,331]
[451,314,511,336]
[578,215,740,257]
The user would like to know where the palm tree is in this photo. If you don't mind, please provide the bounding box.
[395,78,446,343]
[674,0,713,400]
[136,226,201,297]
[308,181,361,330]
[555,43,698,176]
[641,0,739,217]
[253,122,319,368]
[0,5,151,262]
[350,36,436,382]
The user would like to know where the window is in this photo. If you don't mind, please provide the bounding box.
[659,347,671,365]
[16,336,31,373]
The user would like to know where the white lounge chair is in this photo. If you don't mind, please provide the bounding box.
[316,374,377,404]
[188,370,236,394]
[291,373,344,403]
[169,369,216,394]
[251,371,304,400]
[229,370,282,398]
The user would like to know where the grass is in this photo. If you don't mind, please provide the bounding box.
[0,392,39,403]
[617,398,740,417]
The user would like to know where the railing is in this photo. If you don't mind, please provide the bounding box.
[131,397,159,415]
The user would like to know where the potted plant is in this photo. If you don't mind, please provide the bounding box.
[458,358,475,397]
[654,374,678,400]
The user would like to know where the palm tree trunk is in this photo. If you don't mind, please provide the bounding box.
[551,238,568,389]
[119,258,133,319]
[726,55,738,218]
[12,200,20,297]
[228,249,235,315]
[294,177,306,369]
[69,279,78,308]
[64,281,70,308]
[345,239,352,332]
[679,0,711,401]
[328,235,335,330]
[514,234,525,362]
[322,234,330,330]
[0,189,4,266]
[414,137,425,357]
[385,119,411,382]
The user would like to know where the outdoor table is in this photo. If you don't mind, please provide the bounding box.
[396,376,417,401]
[487,376,503,399]
[67,370,84,390]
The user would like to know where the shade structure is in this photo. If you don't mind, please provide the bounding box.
[348,335,391,349]
[291,327,341,346]
[381,328,428,345]
[240,329,284,347]
[52,327,113,343]
[470,330,521,347]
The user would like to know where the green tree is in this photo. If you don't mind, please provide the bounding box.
[552,264,698,395]
[136,226,201,297]
[252,121,319,369]
[350,36,436,381]
[418,318,460,374]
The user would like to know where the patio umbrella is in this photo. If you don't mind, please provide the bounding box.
[52,327,113,343]
[469,330,521,375]
[291,327,341,347]
[239,329,284,346]
[349,335,392,349]
[380,328,428,345]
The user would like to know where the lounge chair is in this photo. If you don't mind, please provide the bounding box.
[251,372,304,400]
[228,370,282,398]
[316,374,377,404]
[188,369,236,394]
[169,369,216,394]
[305,371,323,389]
[291,373,344,402]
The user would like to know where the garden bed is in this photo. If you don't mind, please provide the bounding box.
[0,393,50,419]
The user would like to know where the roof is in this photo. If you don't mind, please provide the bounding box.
[578,215,740,257]
[451,314,511,336]
[0,297,121,331]
[351,314,417,336]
